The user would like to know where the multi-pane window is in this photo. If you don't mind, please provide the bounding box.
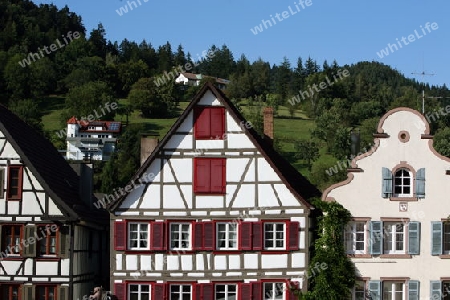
[383,222,405,254]
[393,169,411,197]
[169,284,191,300]
[7,166,23,200]
[129,284,150,300]
[443,281,450,300]
[128,223,149,250]
[2,285,19,300]
[345,222,366,254]
[2,225,22,256]
[264,223,285,250]
[382,281,404,300]
[36,286,56,300]
[215,284,237,300]
[444,222,450,254]
[263,282,284,300]
[216,223,237,250]
[38,226,57,256]
[170,223,190,250]
[350,281,366,300]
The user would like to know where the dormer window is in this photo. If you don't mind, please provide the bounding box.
[393,169,412,197]
[382,166,425,200]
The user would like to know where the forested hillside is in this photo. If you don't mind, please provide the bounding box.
[2,0,450,192]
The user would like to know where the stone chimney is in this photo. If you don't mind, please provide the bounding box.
[141,135,159,166]
[263,107,274,143]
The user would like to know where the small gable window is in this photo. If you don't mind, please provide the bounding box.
[7,165,23,200]
[193,158,226,194]
[194,106,225,140]
[381,167,425,199]
[393,168,412,197]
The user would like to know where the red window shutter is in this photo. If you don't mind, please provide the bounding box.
[195,283,203,300]
[210,107,225,138]
[114,221,126,251]
[202,283,214,299]
[114,283,125,300]
[251,282,261,300]
[194,158,211,193]
[194,106,211,139]
[194,222,204,250]
[239,283,252,300]
[252,222,263,250]
[203,222,215,250]
[288,221,300,251]
[239,222,252,250]
[153,283,166,300]
[287,281,300,300]
[151,222,165,251]
[210,158,226,194]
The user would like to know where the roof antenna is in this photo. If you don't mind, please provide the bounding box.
[411,53,435,114]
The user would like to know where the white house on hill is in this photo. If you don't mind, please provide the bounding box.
[323,107,450,299]
[108,83,320,300]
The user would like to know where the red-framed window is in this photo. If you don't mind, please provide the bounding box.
[193,158,226,194]
[169,222,192,250]
[1,225,23,256]
[37,225,58,256]
[114,220,165,251]
[1,284,20,300]
[194,106,225,139]
[7,165,23,200]
[36,285,56,300]
[240,221,299,251]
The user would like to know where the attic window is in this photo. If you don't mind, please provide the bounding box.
[194,106,225,139]
[398,131,410,143]
[7,166,23,201]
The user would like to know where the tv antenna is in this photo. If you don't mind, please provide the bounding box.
[411,70,435,114]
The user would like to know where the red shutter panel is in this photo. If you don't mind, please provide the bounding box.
[114,283,125,300]
[239,222,252,250]
[194,106,211,139]
[210,107,225,138]
[151,222,165,251]
[114,221,126,251]
[239,283,252,300]
[203,222,215,250]
[202,283,214,300]
[287,281,300,300]
[210,158,226,194]
[194,158,211,193]
[195,283,203,300]
[153,283,166,300]
[252,222,263,250]
[288,221,300,251]
[251,282,262,300]
[194,222,204,250]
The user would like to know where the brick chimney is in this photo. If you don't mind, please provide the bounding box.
[141,135,159,166]
[263,107,274,143]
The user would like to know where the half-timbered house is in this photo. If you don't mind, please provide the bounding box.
[0,105,109,300]
[109,83,320,300]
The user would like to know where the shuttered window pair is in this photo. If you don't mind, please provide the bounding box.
[381,167,425,198]
[368,281,418,300]
[431,221,450,256]
[9,285,68,300]
[368,221,420,255]
[194,106,225,140]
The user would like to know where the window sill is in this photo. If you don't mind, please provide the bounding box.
[380,254,411,258]
[389,197,418,201]
[439,255,450,259]
[36,256,60,261]
[347,254,372,258]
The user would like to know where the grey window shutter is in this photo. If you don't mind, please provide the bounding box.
[58,285,69,300]
[415,168,425,198]
[408,280,419,300]
[370,221,383,255]
[23,285,35,300]
[23,225,36,257]
[0,169,4,198]
[408,222,420,255]
[58,226,70,259]
[431,222,443,256]
[382,167,393,198]
[368,280,381,300]
[430,281,442,299]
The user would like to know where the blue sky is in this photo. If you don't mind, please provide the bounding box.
[32,0,449,87]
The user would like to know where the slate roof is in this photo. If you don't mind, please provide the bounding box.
[0,105,108,224]
[110,82,320,211]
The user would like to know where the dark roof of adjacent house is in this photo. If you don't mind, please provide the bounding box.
[0,105,108,224]
[109,82,320,211]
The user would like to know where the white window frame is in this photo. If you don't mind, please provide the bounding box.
[215,284,237,300]
[216,223,238,250]
[382,281,405,300]
[169,223,191,250]
[128,284,150,300]
[383,222,405,254]
[169,284,192,300]
[263,282,285,300]
[128,222,149,250]
[345,222,366,254]
[393,168,412,197]
[350,280,366,300]
[264,223,285,250]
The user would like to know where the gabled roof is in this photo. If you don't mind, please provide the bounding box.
[0,105,107,224]
[109,82,320,211]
